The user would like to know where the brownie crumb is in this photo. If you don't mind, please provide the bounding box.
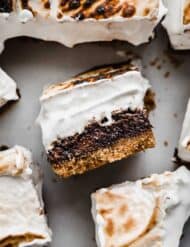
[149,57,159,66]
[164,141,168,147]
[164,71,170,78]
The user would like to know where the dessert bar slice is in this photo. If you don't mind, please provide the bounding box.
[91,166,190,247]
[162,0,190,49]
[37,61,155,177]
[0,0,166,49]
[0,145,51,246]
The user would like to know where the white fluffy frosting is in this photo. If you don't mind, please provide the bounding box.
[0,146,52,246]
[0,0,167,49]
[91,166,190,247]
[37,64,151,150]
[178,99,190,162]
[162,0,190,49]
[0,68,18,108]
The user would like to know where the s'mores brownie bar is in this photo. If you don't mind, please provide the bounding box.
[0,0,166,49]
[91,166,190,247]
[162,0,190,49]
[37,61,155,177]
[0,145,51,246]
[0,68,18,108]
[176,99,190,163]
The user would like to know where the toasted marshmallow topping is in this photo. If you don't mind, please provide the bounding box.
[0,68,18,108]
[37,62,151,150]
[178,99,190,162]
[162,0,190,49]
[0,0,166,49]
[91,166,190,247]
[0,146,51,246]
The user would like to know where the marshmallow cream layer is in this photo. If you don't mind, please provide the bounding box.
[0,0,167,49]
[162,0,190,49]
[37,62,151,150]
[0,145,51,247]
[91,166,190,247]
[0,68,18,108]
[178,99,190,162]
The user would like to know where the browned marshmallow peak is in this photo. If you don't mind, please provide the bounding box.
[0,0,166,49]
[0,146,52,246]
[37,61,155,177]
[91,167,190,247]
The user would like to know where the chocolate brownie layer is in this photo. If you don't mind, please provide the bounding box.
[48,109,155,177]
[52,130,154,178]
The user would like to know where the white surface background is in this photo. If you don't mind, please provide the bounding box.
[0,26,190,246]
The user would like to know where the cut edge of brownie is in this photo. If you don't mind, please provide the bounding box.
[48,109,155,177]
[52,130,155,178]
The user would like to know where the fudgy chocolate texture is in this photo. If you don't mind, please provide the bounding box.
[0,0,13,13]
[52,130,155,177]
[48,109,152,166]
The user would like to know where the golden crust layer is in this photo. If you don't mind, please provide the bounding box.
[52,130,155,178]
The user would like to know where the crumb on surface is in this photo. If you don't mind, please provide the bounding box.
[164,141,168,147]
[164,72,170,78]
[149,57,159,66]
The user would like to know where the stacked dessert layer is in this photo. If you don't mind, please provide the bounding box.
[91,167,190,247]
[0,0,166,49]
[0,145,51,246]
[37,60,155,177]
[163,0,190,49]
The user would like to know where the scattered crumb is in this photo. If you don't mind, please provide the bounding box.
[164,141,168,147]
[173,113,178,118]
[144,90,156,112]
[156,64,162,70]
[149,57,159,66]
[164,71,170,78]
